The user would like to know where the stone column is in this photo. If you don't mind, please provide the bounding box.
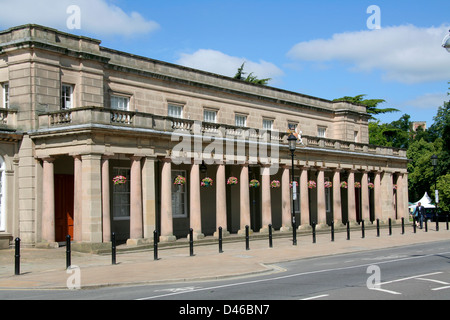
[361,171,370,223]
[347,170,357,224]
[101,156,111,243]
[373,171,382,221]
[332,169,343,226]
[396,173,408,220]
[73,155,83,242]
[280,165,291,231]
[316,168,326,227]
[190,163,204,239]
[142,156,157,238]
[81,154,103,243]
[381,171,394,221]
[238,164,251,234]
[260,165,272,233]
[299,166,310,229]
[129,156,143,244]
[160,159,176,242]
[42,157,56,244]
[215,163,229,236]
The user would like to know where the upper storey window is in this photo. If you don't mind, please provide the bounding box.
[111,95,129,111]
[204,109,217,123]
[235,114,247,128]
[61,84,74,110]
[2,83,9,109]
[317,126,327,138]
[263,119,273,131]
[168,104,183,118]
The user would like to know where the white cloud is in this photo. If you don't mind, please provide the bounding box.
[287,25,450,84]
[0,0,159,37]
[403,92,448,110]
[176,49,284,82]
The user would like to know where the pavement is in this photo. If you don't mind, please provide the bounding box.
[0,221,449,290]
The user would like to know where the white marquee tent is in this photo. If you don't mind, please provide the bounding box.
[409,192,436,211]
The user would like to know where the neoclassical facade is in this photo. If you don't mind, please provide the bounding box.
[0,25,408,249]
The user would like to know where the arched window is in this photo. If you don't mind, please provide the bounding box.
[0,156,5,231]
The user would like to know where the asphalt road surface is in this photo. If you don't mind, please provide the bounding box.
[1,240,449,304]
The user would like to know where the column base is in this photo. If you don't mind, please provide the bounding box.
[126,238,151,246]
[36,241,59,249]
[298,224,312,231]
[333,220,345,228]
[159,235,177,242]
[280,226,292,232]
[238,228,253,235]
[189,232,205,240]
[315,223,329,230]
[213,229,229,238]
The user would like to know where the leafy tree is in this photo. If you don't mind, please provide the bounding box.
[234,63,271,85]
[333,94,399,118]
[435,174,450,213]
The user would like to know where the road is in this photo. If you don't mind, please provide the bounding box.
[1,240,449,304]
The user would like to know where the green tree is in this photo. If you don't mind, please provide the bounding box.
[435,174,450,213]
[234,63,271,85]
[333,94,399,118]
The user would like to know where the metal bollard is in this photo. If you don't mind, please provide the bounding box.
[425,219,428,232]
[446,215,449,231]
[346,221,350,240]
[154,230,159,261]
[389,218,392,236]
[401,218,405,235]
[218,227,223,253]
[413,219,417,233]
[111,232,117,265]
[436,214,439,232]
[361,220,365,239]
[312,223,316,244]
[268,224,273,248]
[14,238,20,276]
[66,235,71,269]
[376,219,380,237]
[331,221,335,242]
[189,228,194,257]
[245,225,250,251]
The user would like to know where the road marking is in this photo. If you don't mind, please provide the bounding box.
[432,285,450,291]
[301,294,329,300]
[369,287,401,295]
[137,251,450,300]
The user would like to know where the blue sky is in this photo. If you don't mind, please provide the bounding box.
[1,0,449,126]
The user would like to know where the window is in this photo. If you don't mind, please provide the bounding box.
[354,131,359,143]
[288,122,298,131]
[168,104,183,118]
[172,170,187,218]
[0,156,5,231]
[2,83,9,109]
[263,119,273,130]
[61,84,74,110]
[235,114,247,127]
[317,126,327,138]
[204,109,217,123]
[112,167,130,221]
[111,95,129,111]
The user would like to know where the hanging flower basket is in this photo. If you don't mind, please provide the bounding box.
[249,179,260,188]
[227,177,238,185]
[174,175,186,185]
[354,182,361,189]
[271,180,281,188]
[308,180,317,189]
[393,184,398,190]
[113,175,127,185]
[341,181,348,189]
[201,177,214,187]
[324,181,333,189]
[368,183,375,189]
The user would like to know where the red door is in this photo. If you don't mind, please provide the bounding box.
[55,175,74,242]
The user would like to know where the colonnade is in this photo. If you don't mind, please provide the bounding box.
[40,155,409,245]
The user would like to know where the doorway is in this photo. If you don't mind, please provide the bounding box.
[55,174,74,242]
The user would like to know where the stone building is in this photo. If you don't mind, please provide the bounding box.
[0,24,409,249]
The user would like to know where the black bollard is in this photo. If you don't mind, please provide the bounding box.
[436,214,439,232]
[14,238,20,276]
[331,221,335,242]
[446,215,449,231]
[425,219,428,232]
[66,235,71,269]
[347,221,350,240]
[111,232,116,265]
[153,230,159,261]
[413,219,417,233]
[245,225,250,251]
[219,227,223,253]
[389,218,392,236]
[312,223,316,244]
[361,220,365,239]
[376,219,380,237]
[189,228,194,257]
[401,218,405,235]
[268,224,273,248]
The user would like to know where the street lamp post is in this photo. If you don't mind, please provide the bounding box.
[431,155,439,223]
[288,134,298,245]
